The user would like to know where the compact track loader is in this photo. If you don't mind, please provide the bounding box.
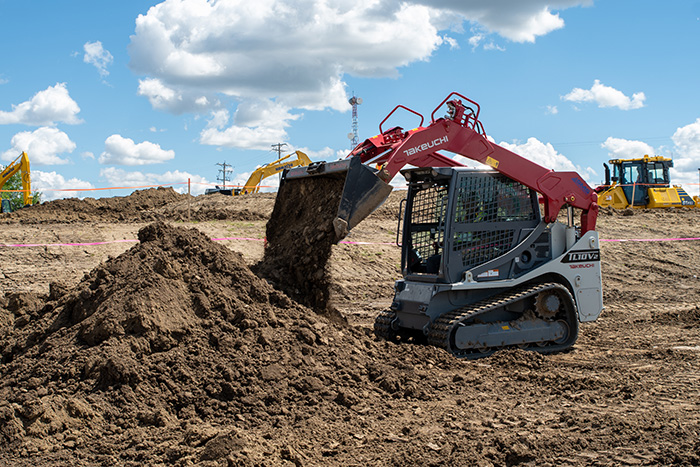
[274,92,603,358]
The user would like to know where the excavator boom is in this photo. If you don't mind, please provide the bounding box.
[241,150,312,194]
[0,152,32,209]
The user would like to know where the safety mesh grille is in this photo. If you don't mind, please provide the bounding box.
[451,173,534,269]
[410,185,448,266]
[454,174,535,224]
[453,230,515,269]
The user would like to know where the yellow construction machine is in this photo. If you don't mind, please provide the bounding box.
[596,155,698,209]
[206,150,312,196]
[0,151,32,213]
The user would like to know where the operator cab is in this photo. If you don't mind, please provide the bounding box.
[400,167,550,285]
[605,156,672,206]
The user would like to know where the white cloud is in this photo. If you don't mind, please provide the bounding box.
[32,170,95,200]
[499,137,596,185]
[100,167,210,195]
[1,127,76,165]
[128,0,586,116]
[0,83,82,126]
[563,80,646,110]
[83,41,113,77]
[545,105,558,115]
[99,134,175,165]
[601,137,655,159]
[138,78,221,114]
[128,1,445,112]
[419,1,588,43]
[199,101,298,150]
[501,137,577,171]
[670,118,700,196]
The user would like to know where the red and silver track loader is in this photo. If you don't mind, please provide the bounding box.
[276,92,603,358]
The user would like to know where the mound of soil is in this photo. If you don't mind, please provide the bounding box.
[0,221,458,465]
[158,192,276,223]
[0,187,186,224]
[0,188,279,224]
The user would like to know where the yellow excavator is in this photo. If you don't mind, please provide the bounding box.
[596,155,699,209]
[205,150,312,196]
[0,151,32,213]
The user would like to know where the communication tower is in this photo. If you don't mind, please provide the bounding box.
[347,95,362,149]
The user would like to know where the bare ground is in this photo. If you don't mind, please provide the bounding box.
[0,190,699,466]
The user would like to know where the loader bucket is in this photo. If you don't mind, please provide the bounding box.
[280,156,393,242]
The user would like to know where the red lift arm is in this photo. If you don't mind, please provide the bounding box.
[348,92,599,233]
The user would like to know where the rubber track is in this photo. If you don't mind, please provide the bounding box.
[374,309,397,340]
[427,282,574,359]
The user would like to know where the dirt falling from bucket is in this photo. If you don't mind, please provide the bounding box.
[255,175,345,316]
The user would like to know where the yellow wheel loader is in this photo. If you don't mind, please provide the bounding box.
[596,155,698,209]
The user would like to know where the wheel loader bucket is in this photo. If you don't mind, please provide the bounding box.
[279,156,393,242]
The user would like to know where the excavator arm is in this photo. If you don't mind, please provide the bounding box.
[242,150,312,193]
[0,151,32,207]
[348,92,598,233]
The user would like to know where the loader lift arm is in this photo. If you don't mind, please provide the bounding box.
[348,92,599,232]
[0,151,32,208]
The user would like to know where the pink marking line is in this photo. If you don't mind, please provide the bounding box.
[600,237,700,242]
[2,236,699,248]
[1,239,140,248]
[210,237,265,242]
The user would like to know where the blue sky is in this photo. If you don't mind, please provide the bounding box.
[1,0,699,199]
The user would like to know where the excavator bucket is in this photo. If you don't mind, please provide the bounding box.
[278,156,393,242]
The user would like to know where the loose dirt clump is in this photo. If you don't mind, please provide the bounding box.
[255,176,345,313]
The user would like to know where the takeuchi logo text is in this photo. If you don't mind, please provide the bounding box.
[403,136,449,157]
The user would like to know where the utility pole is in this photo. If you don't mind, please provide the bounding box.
[271,143,287,159]
[215,161,234,189]
[271,143,288,184]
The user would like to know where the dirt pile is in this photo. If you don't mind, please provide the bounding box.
[0,221,465,465]
[0,187,185,224]
[0,188,279,224]
[256,176,345,312]
[0,222,341,463]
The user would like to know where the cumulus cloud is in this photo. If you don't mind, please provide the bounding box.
[128,0,446,111]
[199,101,299,150]
[100,167,210,195]
[127,0,589,150]
[499,137,597,184]
[0,83,82,126]
[563,80,646,110]
[99,134,175,165]
[1,127,76,165]
[670,118,700,195]
[138,78,221,114]
[32,171,95,201]
[83,41,113,77]
[601,137,655,159]
[128,1,586,111]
